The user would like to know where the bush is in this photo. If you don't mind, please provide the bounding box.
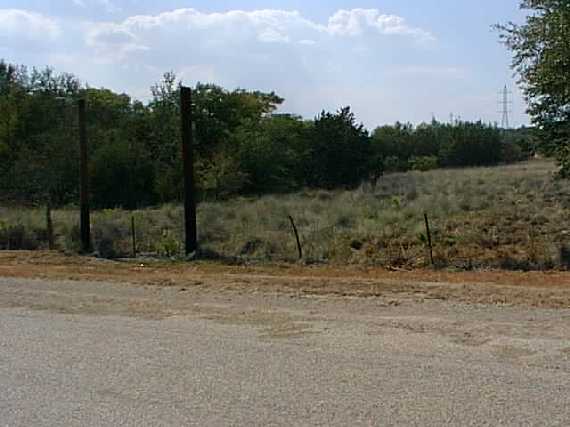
[61,223,81,253]
[157,229,181,257]
[409,156,439,172]
[383,156,404,172]
[501,142,524,163]
[91,141,157,209]
[92,214,130,259]
[0,221,44,250]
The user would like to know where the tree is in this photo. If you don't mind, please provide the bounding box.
[497,1,570,175]
[1,58,528,207]
[371,122,414,172]
[306,107,371,189]
[0,61,27,191]
[145,73,287,201]
[1,64,82,205]
[234,115,308,194]
[90,139,156,209]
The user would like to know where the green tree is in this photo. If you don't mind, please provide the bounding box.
[306,107,371,189]
[234,115,309,194]
[146,73,286,201]
[371,122,414,172]
[497,0,570,175]
[4,65,81,205]
[90,139,156,209]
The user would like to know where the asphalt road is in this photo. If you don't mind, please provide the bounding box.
[1,278,569,426]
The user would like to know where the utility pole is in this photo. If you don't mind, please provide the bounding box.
[180,86,197,255]
[78,98,91,253]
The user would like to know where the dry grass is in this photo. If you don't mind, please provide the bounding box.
[2,160,570,270]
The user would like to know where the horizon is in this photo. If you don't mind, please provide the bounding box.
[0,1,530,128]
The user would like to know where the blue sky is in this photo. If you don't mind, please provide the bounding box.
[0,1,529,128]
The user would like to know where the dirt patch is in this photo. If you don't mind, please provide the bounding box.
[1,251,570,308]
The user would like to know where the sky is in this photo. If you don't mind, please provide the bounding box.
[0,0,530,129]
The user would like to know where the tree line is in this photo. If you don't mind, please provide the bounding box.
[0,60,534,209]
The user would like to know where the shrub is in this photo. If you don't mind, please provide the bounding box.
[61,223,81,253]
[0,224,43,250]
[409,156,439,172]
[91,213,131,259]
[383,156,403,172]
[0,211,48,250]
[157,229,181,257]
[501,142,524,163]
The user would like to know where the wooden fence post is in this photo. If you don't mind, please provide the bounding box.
[78,98,91,253]
[424,212,434,266]
[180,86,197,255]
[131,215,137,257]
[46,203,55,250]
[288,215,303,260]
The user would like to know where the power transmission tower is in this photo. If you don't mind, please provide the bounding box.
[498,85,513,129]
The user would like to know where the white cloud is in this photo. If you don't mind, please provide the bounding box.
[86,23,148,62]
[65,8,432,126]
[86,8,433,59]
[327,9,434,41]
[1,5,529,127]
[114,9,323,46]
[0,7,441,127]
[0,9,60,44]
[63,8,437,124]
[72,0,120,13]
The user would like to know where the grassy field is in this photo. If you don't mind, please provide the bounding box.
[2,159,570,270]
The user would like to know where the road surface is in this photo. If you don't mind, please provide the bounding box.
[1,277,569,426]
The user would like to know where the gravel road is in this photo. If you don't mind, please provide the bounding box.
[1,277,569,426]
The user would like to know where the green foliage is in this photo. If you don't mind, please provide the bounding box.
[0,209,49,250]
[0,224,43,250]
[501,141,524,164]
[306,107,371,189]
[372,120,507,170]
[382,156,404,173]
[197,151,249,199]
[234,115,308,193]
[497,1,570,174]
[158,229,181,257]
[409,156,439,171]
[90,140,156,209]
[0,60,533,209]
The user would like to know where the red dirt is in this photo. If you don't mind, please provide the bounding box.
[1,251,569,308]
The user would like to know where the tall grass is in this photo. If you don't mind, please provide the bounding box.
[2,160,569,270]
